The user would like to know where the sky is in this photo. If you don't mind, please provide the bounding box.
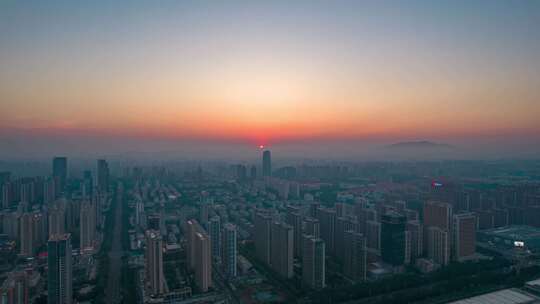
[1,0,540,159]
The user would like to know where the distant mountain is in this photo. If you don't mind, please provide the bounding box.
[387,141,454,149]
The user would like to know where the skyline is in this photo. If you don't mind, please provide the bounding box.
[1,1,540,158]
[4,3,540,304]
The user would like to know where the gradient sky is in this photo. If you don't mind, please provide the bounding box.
[1,0,540,149]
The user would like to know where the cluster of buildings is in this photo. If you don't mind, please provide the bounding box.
[246,151,483,291]
[252,198,477,289]
[2,152,540,303]
[0,157,110,304]
[127,178,238,303]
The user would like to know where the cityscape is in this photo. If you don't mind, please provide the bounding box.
[1,1,540,304]
[1,155,540,303]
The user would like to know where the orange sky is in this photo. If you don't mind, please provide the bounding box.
[1,1,540,145]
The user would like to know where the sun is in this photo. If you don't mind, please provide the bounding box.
[259,145,265,149]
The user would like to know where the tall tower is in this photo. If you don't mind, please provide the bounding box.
[302,235,326,289]
[48,234,72,304]
[80,201,96,251]
[254,212,272,265]
[199,203,210,227]
[185,219,204,270]
[145,230,164,295]
[427,226,450,266]
[52,157,67,195]
[380,212,407,267]
[194,231,212,292]
[1,182,10,209]
[343,231,367,281]
[285,205,303,258]
[406,220,423,262]
[209,216,221,259]
[43,178,56,205]
[82,170,93,198]
[317,208,336,254]
[19,213,34,256]
[262,150,272,177]
[423,201,453,259]
[453,213,476,261]
[303,217,320,238]
[222,223,237,278]
[271,222,294,278]
[335,216,359,261]
[424,201,453,231]
[48,207,66,238]
[365,220,381,252]
[97,159,109,193]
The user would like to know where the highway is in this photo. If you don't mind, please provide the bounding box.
[104,183,124,304]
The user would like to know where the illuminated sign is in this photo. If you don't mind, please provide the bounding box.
[514,241,525,247]
[431,181,443,187]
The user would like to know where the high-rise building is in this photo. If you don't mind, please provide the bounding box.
[185,219,204,270]
[199,203,210,227]
[0,271,29,304]
[52,157,67,195]
[271,222,294,278]
[423,201,453,258]
[19,182,33,204]
[343,231,367,281]
[48,207,65,238]
[365,220,381,252]
[145,230,164,295]
[303,217,320,238]
[222,223,237,278]
[82,170,93,198]
[380,212,407,266]
[97,159,109,193]
[19,213,34,256]
[80,201,96,251]
[404,230,412,265]
[406,220,423,261]
[185,219,212,291]
[209,216,221,259]
[47,234,72,304]
[32,213,48,249]
[289,182,300,199]
[134,200,143,227]
[1,182,11,209]
[335,203,353,218]
[0,171,10,185]
[2,212,19,240]
[302,235,325,290]
[262,150,272,177]
[147,214,163,233]
[43,178,56,205]
[453,213,476,261]
[194,231,212,292]
[254,212,272,265]
[234,164,247,180]
[309,202,320,218]
[424,201,453,231]
[285,206,303,258]
[250,165,257,179]
[427,226,450,266]
[335,216,359,261]
[317,208,336,254]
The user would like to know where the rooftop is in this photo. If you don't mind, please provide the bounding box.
[447,288,540,304]
[481,226,540,240]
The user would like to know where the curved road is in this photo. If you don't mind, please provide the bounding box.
[105,183,124,303]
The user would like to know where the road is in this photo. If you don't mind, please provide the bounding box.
[105,183,124,304]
